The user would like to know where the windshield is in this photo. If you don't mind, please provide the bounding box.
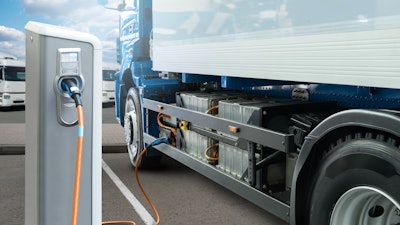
[103,70,116,81]
[3,66,26,81]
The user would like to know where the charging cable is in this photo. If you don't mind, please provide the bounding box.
[102,138,168,225]
[103,138,168,225]
[63,79,166,225]
[61,79,84,225]
[134,138,168,225]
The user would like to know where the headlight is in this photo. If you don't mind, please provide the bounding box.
[3,94,10,99]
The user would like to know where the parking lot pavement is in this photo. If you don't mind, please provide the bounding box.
[0,155,24,225]
[1,153,288,225]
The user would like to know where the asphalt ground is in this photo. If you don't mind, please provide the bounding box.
[0,105,288,225]
[1,153,288,225]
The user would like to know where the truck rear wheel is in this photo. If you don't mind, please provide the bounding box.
[307,133,400,225]
[330,186,400,225]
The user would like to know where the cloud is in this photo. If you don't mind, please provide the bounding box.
[0,26,25,60]
[23,0,92,18]
[62,5,119,34]
[103,39,118,55]
[21,0,120,64]
[0,42,25,61]
[58,4,120,64]
[0,26,25,42]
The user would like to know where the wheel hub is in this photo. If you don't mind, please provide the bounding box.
[330,186,400,225]
[124,110,138,159]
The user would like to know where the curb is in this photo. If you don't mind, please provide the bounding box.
[0,123,127,155]
[102,145,127,153]
[0,145,127,155]
[0,146,25,155]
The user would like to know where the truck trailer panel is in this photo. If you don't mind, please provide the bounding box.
[152,0,400,89]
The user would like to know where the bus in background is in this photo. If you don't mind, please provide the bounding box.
[0,52,25,108]
[102,63,119,104]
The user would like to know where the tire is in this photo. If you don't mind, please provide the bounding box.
[124,88,161,168]
[308,133,400,225]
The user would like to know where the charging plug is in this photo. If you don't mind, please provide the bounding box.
[61,79,82,106]
[150,137,169,147]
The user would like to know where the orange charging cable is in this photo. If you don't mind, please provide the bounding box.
[71,104,160,225]
[71,105,84,225]
[101,147,160,225]
[134,147,160,225]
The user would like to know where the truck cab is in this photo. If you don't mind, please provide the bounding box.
[0,52,26,107]
[102,63,119,104]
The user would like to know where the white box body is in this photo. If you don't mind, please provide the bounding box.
[153,0,400,89]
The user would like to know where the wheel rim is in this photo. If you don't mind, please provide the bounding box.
[330,186,400,225]
[124,97,139,163]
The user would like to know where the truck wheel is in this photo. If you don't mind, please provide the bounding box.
[307,133,400,225]
[124,88,144,167]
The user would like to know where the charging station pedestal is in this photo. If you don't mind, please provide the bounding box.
[25,22,102,225]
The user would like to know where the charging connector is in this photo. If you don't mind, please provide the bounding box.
[54,77,84,126]
[61,79,83,107]
[149,137,169,147]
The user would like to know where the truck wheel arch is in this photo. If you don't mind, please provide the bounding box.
[290,109,400,225]
[122,68,135,90]
[118,69,135,127]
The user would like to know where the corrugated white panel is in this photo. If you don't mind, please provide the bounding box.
[153,28,400,89]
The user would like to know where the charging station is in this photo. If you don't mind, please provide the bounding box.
[25,21,102,225]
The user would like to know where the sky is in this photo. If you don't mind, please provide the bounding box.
[0,0,122,65]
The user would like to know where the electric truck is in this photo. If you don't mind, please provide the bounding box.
[0,52,26,107]
[113,1,400,224]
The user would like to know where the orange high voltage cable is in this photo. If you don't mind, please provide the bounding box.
[157,113,177,146]
[205,105,218,115]
[204,143,219,161]
[157,113,177,137]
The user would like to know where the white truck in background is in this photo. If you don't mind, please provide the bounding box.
[0,52,26,107]
[102,63,119,104]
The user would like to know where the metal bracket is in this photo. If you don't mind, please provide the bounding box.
[143,98,294,153]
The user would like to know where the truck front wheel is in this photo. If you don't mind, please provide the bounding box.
[307,133,400,225]
[124,88,144,167]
